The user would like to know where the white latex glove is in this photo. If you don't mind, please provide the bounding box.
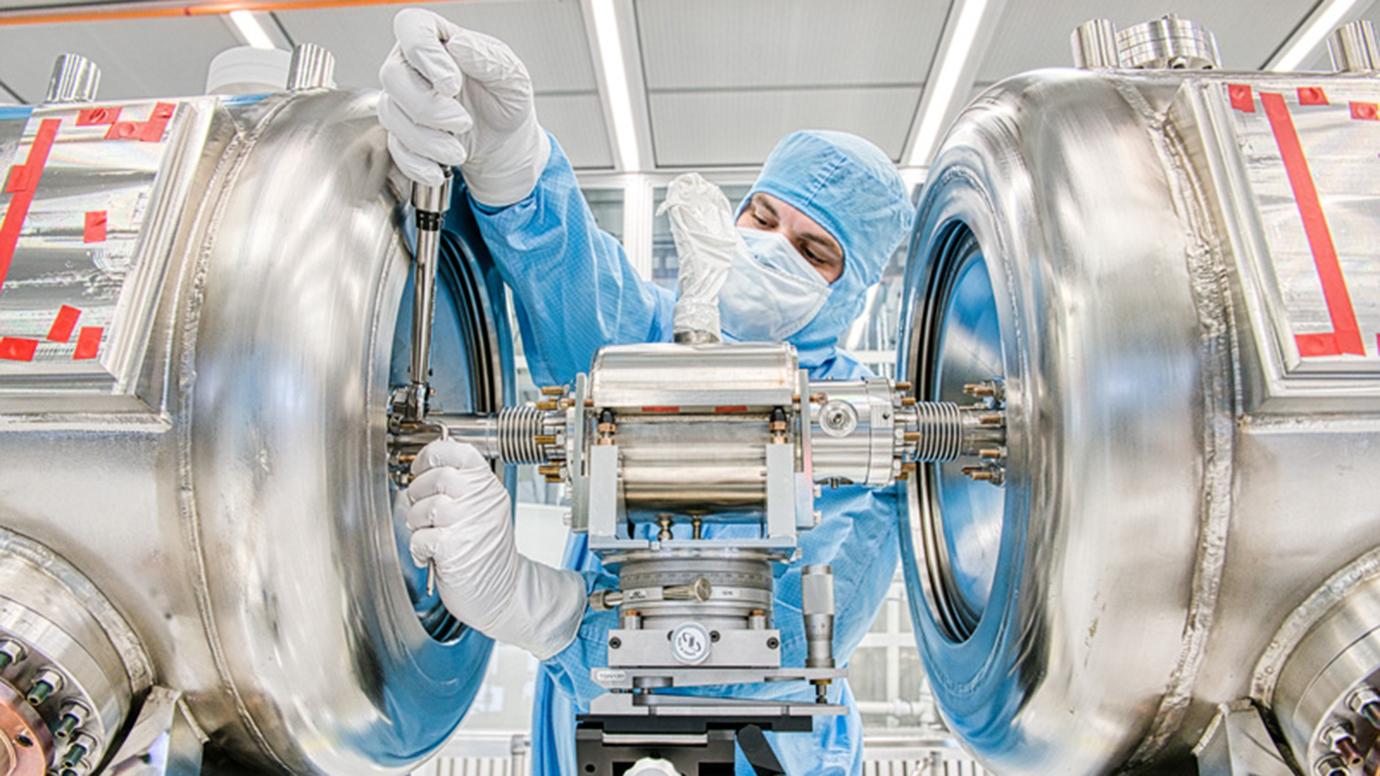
[656,173,737,340]
[378,8,551,205]
[407,439,585,659]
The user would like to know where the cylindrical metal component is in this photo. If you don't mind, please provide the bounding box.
[404,170,455,422]
[1328,20,1379,73]
[0,90,511,772]
[898,65,1380,774]
[614,415,773,511]
[44,53,100,104]
[908,401,963,461]
[495,404,557,464]
[1114,15,1221,70]
[286,42,336,90]
[616,554,774,632]
[1071,19,1120,69]
[809,378,903,486]
[802,565,836,671]
[1275,572,1380,770]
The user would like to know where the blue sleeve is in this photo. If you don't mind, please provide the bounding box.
[467,135,675,387]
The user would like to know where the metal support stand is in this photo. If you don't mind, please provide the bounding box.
[576,713,805,776]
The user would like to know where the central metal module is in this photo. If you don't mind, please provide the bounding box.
[392,340,1003,770]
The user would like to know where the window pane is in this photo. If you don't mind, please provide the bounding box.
[582,187,625,243]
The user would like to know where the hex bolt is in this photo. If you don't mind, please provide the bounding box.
[0,640,25,672]
[26,669,63,706]
[62,733,96,768]
[964,382,996,398]
[1321,722,1363,766]
[53,702,88,739]
[1348,686,1380,728]
[539,386,566,396]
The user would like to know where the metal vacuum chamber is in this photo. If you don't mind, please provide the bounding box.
[0,53,511,774]
[897,17,1380,776]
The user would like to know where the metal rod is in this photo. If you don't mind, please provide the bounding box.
[404,170,453,422]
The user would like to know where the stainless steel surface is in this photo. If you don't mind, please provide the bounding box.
[44,54,100,104]
[1194,701,1293,776]
[587,343,798,409]
[1273,569,1380,771]
[285,43,336,91]
[0,527,149,771]
[0,99,209,410]
[1070,19,1119,69]
[898,67,1380,774]
[104,687,204,776]
[0,88,512,773]
[1328,20,1379,73]
[1115,15,1222,70]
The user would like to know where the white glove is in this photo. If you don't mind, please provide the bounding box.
[656,174,737,340]
[378,8,551,205]
[406,439,585,659]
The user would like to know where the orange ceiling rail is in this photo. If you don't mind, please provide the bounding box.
[0,0,453,26]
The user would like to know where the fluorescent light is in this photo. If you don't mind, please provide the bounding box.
[1271,0,1367,71]
[226,10,276,50]
[906,0,989,167]
[589,0,641,171]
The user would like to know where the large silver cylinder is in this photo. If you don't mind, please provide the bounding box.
[0,88,511,773]
[899,67,1380,774]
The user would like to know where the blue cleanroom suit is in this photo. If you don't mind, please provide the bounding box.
[461,129,915,775]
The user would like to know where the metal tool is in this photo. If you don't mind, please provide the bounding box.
[406,170,454,596]
[403,169,454,423]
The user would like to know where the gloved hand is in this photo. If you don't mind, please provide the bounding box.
[406,439,585,659]
[656,173,738,340]
[378,7,551,205]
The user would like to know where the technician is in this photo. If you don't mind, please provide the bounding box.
[381,9,915,774]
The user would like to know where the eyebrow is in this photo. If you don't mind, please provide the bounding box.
[752,195,778,219]
[799,231,842,259]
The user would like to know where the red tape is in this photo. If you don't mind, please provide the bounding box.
[76,107,122,126]
[1260,91,1365,357]
[0,118,62,295]
[73,326,102,360]
[1351,102,1379,121]
[46,305,80,343]
[0,337,38,362]
[105,102,175,143]
[1229,83,1254,112]
[1298,87,1328,106]
[83,211,107,243]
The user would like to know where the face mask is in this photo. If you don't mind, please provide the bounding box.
[719,227,832,342]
